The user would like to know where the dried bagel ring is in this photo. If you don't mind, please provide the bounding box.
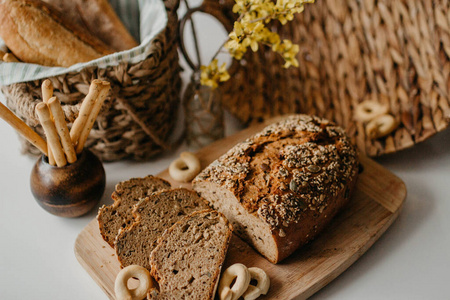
[242,267,270,300]
[115,265,154,300]
[169,152,201,182]
[355,100,389,122]
[365,114,398,139]
[218,263,251,300]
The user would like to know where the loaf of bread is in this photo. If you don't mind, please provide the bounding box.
[148,210,232,300]
[193,114,359,263]
[97,175,171,247]
[0,0,113,67]
[42,0,138,51]
[114,188,210,270]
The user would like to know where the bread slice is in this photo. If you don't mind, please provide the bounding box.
[97,175,171,247]
[148,210,233,300]
[115,188,210,270]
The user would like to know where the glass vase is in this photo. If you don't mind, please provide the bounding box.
[183,73,224,150]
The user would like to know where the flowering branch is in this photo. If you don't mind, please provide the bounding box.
[200,0,314,88]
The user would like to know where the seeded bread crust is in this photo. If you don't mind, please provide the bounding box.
[147,209,233,300]
[193,114,359,263]
[97,175,171,247]
[114,188,210,271]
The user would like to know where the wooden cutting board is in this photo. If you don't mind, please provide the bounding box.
[74,117,406,299]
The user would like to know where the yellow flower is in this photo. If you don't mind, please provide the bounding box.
[272,39,300,68]
[219,63,231,81]
[200,0,314,87]
[200,59,231,89]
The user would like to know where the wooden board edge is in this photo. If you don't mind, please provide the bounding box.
[74,234,115,299]
[300,200,404,299]
[358,155,407,213]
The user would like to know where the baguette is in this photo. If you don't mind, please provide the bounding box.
[0,0,113,67]
[42,0,138,51]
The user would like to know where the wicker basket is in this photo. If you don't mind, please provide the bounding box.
[203,0,450,156]
[1,0,181,161]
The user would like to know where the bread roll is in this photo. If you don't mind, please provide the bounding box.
[42,0,138,51]
[0,0,113,67]
[193,115,359,263]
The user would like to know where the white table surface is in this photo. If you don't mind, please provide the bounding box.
[1,3,450,299]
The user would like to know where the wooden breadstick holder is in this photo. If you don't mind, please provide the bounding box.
[30,146,105,218]
[28,79,110,217]
[0,79,109,217]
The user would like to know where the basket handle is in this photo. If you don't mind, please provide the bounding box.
[178,1,240,76]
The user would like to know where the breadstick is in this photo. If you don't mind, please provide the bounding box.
[42,79,53,102]
[0,102,48,155]
[70,79,103,144]
[3,53,20,62]
[42,79,55,165]
[76,81,110,154]
[48,97,77,164]
[35,102,67,167]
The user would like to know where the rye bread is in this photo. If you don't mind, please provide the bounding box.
[114,188,210,271]
[148,210,233,300]
[97,175,171,247]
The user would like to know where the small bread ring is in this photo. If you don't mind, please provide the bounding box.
[169,152,201,182]
[114,265,154,300]
[354,100,389,122]
[218,263,251,300]
[242,267,270,300]
[365,114,398,139]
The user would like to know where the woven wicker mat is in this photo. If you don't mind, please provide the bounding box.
[203,0,450,157]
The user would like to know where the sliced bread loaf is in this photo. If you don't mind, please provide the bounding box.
[193,114,359,263]
[97,175,171,247]
[115,188,210,270]
[148,209,233,300]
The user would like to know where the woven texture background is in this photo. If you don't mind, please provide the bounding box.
[205,0,450,156]
[1,0,181,161]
